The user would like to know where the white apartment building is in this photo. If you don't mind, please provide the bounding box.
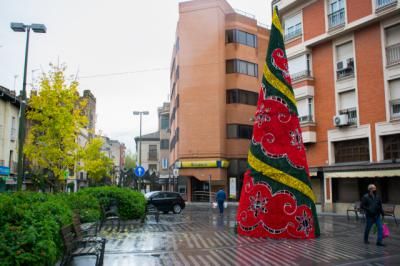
[0,86,19,191]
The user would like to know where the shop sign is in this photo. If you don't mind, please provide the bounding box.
[179,160,230,168]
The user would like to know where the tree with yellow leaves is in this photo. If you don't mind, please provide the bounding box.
[79,137,114,184]
[25,64,88,190]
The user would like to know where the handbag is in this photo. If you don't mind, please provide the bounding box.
[383,224,390,239]
[212,202,217,209]
[224,202,228,208]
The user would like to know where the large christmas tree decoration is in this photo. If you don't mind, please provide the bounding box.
[236,7,320,239]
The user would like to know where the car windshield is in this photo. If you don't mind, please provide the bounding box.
[144,191,159,199]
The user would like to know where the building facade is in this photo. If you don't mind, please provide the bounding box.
[0,86,20,191]
[274,0,400,215]
[158,102,172,191]
[100,136,126,185]
[135,131,160,192]
[169,0,270,201]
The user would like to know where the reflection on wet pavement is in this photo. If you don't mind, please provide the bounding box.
[72,203,400,266]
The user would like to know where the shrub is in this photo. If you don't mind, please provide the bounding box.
[60,193,101,223]
[78,186,146,220]
[0,193,72,266]
[0,186,146,265]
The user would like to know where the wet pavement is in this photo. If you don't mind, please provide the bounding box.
[72,203,400,266]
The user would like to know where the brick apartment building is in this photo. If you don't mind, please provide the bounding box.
[169,0,270,201]
[274,0,400,215]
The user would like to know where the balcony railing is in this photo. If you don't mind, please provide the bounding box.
[285,27,302,41]
[10,128,17,142]
[339,108,358,125]
[328,9,345,29]
[376,0,397,10]
[386,43,400,66]
[291,70,312,82]
[299,115,314,123]
[390,99,400,119]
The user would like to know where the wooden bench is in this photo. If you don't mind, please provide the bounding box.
[72,214,106,254]
[146,204,160,223]
[61,224,105,266]
[99,204,120,231]
[347,201,364,221]
[383,204,398,225]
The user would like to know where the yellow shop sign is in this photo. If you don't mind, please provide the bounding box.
[179,160,229,168]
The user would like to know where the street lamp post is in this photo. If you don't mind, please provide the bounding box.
[133,111,149,191]
[11,22,47,191]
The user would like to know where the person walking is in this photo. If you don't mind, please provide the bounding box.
[361,184,385,246]
[216,188,227,216]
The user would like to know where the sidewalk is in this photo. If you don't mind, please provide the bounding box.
[73,204,400,266]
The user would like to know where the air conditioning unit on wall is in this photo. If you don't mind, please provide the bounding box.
[333,114,349,127]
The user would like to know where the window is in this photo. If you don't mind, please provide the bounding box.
[284,13,302,41]
[297,98,313,123]
[160,139,169,149]
[383,134,400,160]
[334,138,369,163]
[376,0,398,10]
[10,117,16,141]
[389,79,400,119]
[176,37,180,52]
[227,124,253,139]
[162,158,168,169]
[385,24,400,66]
[148,145,158,161]
[338,90,357,125]
[226,29,257,48]
[226,59,258,77]
[328,0,345,28]
[149,164,158,172]
[170,127,179,151]
[160,115,169,130]
[289,54,311,81]
[175,66,179,80]
[336,41,354,79]
[226,89,258,106]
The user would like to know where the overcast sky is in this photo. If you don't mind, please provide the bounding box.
[0,0,271,153]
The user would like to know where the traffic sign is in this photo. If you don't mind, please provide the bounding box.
[134,166,145,178]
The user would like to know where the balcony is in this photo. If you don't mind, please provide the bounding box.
[390,99,400,120]
[336,58,354,80]
[284,26,302,41]
[299,115,314,124]
[386,43,400,66]
[291,70,312,82]
[339,107,357,125]
[376,0,398,11]
[328,9,345,29]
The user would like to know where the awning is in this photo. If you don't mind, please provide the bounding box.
[326,169,400,178]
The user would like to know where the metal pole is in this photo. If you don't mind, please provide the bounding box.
[138,113,142,191]
[209,174,211,203]
[16,27,30,191]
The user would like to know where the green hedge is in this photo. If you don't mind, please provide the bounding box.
[77,186,146,220]
[0,186,145,265]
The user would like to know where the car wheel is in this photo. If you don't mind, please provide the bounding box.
[173,204,182,214]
